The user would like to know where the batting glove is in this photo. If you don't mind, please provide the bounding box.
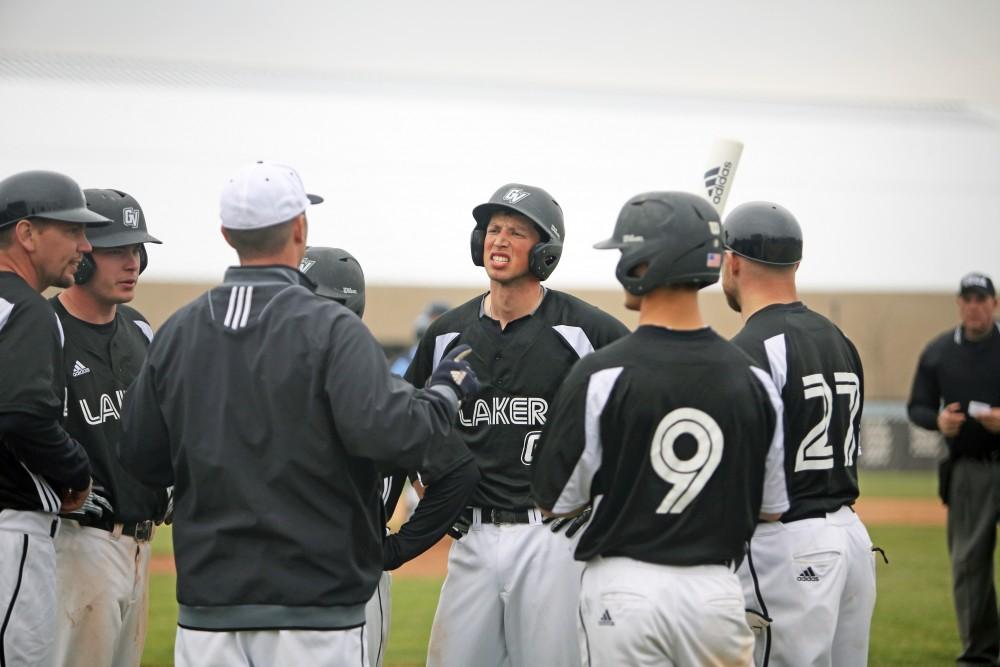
[544,505,593,538]
[159,486,175,525]
[428,344,480,403]
[65,484,114,521]
[447,512,472,540]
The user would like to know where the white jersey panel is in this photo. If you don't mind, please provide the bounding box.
[750,366,790,515]
[552,325,595,360]
[551,366,623,515]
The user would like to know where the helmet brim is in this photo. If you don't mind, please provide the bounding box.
[593,237,625,250]
[89,230,163,248]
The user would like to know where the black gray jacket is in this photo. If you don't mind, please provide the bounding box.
[119,265,461,631]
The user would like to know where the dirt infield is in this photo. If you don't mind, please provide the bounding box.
[148,497,946,577]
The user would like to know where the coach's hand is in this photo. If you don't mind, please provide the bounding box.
[428,344,480,403]
[937,403,966,438]
[65,483,114,520]
[60,479,94,513]
[544,505,593,538]
[975,407,1000,434]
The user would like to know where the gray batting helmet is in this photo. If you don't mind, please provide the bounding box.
[300,246,366,317]
[594,191,723,295]
[470,183,565,281]
[0,170,111,230]
[74,189,162,284]
[723,201,803,266]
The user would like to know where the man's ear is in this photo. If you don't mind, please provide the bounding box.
[15,219,38,253]
[292,214,307,245]
[220,226,236,250]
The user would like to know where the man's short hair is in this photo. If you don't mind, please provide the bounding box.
[225,217,297,259]
[0,224,15,249]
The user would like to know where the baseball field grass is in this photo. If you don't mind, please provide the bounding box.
[140,470,998,666]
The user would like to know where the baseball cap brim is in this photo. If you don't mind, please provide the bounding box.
[960,286,994,297]
[307,194,324,205]
[37,206,112,227]
[593,237,624,250]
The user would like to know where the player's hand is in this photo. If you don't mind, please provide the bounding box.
[447,512,471,540]
[937,403,966,437]
[544,505,593,538]
[159,486,175,525]
[64,483,114,519]
[60,479,94,513]
[975,407,1000,434]
[428,344,480,403]
[745,609,772,632]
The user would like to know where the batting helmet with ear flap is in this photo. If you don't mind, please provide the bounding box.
[0,170,111,229]
[594,191,723,295]
[470,183,565,281]
[723,201,802,266]
[74,189,162,285]
[299,246,366,318]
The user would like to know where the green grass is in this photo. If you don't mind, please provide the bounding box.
[143,472,983,666]
[860,469,937,499]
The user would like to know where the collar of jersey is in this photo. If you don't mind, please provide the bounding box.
[223,265,316,291]
[478,286,548,320]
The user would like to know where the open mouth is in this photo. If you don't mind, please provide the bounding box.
[490,254,510,266]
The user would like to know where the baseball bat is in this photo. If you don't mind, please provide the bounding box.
[700,139,744,216]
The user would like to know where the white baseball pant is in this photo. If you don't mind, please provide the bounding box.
[364,571,391,667]
[175,625,366,666]
[426,511,582,667]
[0,509,59,667]
[52,520,152,667]
[579,556,753,667]
[739,506,876,667]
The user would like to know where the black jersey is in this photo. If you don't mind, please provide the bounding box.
[0,272,90,512]
[732,302,864,522]
[51,297,167,524]
[908,322,1000,459]
[532,326,788,565]
[406,289,629,511]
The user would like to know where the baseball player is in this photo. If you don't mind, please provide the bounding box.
[532,191,789,667]
[405,183,630,667]
[50,189,168,667]
[117,161,479,666]
[0,170,108,665]
[722,202,877,666]
[300,246,480,667]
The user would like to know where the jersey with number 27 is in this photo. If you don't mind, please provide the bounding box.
[532,326,789,566]
[732,302,863,522]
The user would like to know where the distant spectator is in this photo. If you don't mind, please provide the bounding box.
[908,271,1000,666]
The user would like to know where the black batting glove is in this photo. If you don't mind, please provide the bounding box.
[447,512,471,540]
[64,483,114,521]
[544,505,593,538]
[428,344,480,403]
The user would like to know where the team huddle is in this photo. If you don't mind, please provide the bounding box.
[0,162,876,667]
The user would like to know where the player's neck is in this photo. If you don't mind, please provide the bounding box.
[58,288,118,325]
[0,250,43,292]
[486,279,544,330]
[739,284,798,321]
[638,288,706,330]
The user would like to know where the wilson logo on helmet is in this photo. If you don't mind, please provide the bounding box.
[502,188,531,205]
[122,207,141,229]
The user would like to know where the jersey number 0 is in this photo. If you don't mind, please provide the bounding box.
[649,408,723,514]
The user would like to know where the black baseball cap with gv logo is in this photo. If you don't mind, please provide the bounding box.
[959,272,995,298]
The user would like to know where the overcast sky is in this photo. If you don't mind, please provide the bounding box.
[1,1,998,291]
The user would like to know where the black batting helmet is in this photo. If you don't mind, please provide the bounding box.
[723,201,803,266]
[470,183,565,281]
[74,189,162,284]
[300,247,366,317]
[0,170,111,230]
[594,191,723,295]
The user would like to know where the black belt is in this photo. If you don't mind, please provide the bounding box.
[72,516,154,542]
[464,507,534,525]
[780,504,854,524]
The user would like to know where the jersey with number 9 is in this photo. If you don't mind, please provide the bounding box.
[531,325,789,566]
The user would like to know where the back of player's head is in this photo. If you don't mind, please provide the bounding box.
[594,191,722,295]
[470,183,564,281]
[723,201,802,266]
[299,246,366,318]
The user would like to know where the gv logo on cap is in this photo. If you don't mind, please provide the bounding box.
[503,188,531,205]
[123,207,141,229]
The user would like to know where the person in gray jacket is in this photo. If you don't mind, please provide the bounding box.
[118,161,478,666]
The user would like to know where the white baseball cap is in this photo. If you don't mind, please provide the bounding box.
[219,160,323,230]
